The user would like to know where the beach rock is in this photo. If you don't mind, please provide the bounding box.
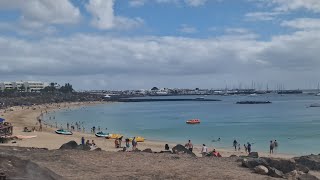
[295,155,320,171]
[172,144,196,156]
[262,158,297,174]
[285,170,298,178]
[248,152,259,158]
[142,148,153,153]
[76,145,91,151]
[254,165,268,175]
[94,148,102,151]
[297,164,310,174]
[241,158,269,169]
[0,154,62,180]
[159,150,172,154]
[268,167,284,178]
[298,174,319,180]
[59,141,78,150]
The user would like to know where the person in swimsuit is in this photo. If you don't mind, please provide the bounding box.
[270,140,274,154]
[185,140,193,152]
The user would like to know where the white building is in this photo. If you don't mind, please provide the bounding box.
[0,81,49,92]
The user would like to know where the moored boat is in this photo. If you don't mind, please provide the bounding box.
[95,131,109,138]
[186,119,201,124]
[55,129,73,135]
[310,103,320,107]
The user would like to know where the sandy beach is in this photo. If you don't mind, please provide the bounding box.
[0,102,294,159]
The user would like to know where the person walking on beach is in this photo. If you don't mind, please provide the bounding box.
[233,140,238,151]
[244,144,247,153]
[270,140,275,154]
[274,140,278,153]
[185,140,193,152]
[201,144,208,157]
[247,142,252,154]
[67,123,69,130]
[132,137,137,150]
[81,137,85,145]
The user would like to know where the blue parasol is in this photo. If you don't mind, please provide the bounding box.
[0,118,5,123]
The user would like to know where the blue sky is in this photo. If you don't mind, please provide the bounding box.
[0,0,320,90]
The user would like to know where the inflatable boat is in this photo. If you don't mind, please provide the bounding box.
[129,136,145,142]
[95,131,109,138]
[106,133,123,139]
[186,119,201,124]
[55,129,73,135]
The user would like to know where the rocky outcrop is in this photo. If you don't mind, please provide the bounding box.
[295,155,320,171]
[254,165,268,175]
[0,154,62,180]
[172,144,196,156]
[241,158,269,169]
[142,148,153,153]
[262,157,298,174]
[59,141,78,150]
[298,174,319,180]
[59,141,91,151]
[268,167,284,178]
[248,152,259,158]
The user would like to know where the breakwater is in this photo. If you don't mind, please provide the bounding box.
[115,98,221,102]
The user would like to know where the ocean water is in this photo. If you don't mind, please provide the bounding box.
[45,94,320,155]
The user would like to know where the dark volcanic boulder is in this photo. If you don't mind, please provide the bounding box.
[76,144,91,151]
[172,144,196,156]
[0,154,62,180]
[142,148,153,153]
[295,155,320,171]
[241,158,269,169]
[298,174,319,180]
[59,141,78,150]
[248,152,259,158]
[262,158,297,174]
[268,167,284,178]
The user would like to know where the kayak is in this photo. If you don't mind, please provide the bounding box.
[106,133,123,139]
[186,119,201,124]
[55,129,73,135]
[129,136,145,142]
[95,132,109,138]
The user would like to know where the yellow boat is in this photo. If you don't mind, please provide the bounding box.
[106,133,123,139]
[129,136,145,142]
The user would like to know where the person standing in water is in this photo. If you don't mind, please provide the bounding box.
[233,140,238,151]
[270,140,275,154]
[274,140,278,153]
[247,142,252,154]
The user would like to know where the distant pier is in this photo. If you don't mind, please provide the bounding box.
[114,98,221,102]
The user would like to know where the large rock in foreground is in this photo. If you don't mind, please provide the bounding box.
[241,158,269,169]
[254,165,268,175]
[295,155,320,171]
[172,144,196,156]
[59,141,78,150]
[0,154,62,180]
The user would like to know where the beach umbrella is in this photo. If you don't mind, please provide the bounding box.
[0,118,5,123]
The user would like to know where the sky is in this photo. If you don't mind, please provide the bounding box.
[0,0,320,90]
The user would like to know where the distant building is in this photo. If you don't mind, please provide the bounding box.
[0,81,49,92]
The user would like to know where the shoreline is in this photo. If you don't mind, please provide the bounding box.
[0,102,294,159]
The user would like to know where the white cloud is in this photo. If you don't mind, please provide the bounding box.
[155,0,208,7]
[0,0,81,25]
[225,28,250,34]
[281,18,320,30]
[129,0,147,7]
[178,24,197,33]
[184,0,208,7]
[271,0,320,13]
[245,12,282,21]
[86,0,144,30]
[0,28,320,89]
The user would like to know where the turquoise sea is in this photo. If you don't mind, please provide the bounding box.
[45,94,320,155]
